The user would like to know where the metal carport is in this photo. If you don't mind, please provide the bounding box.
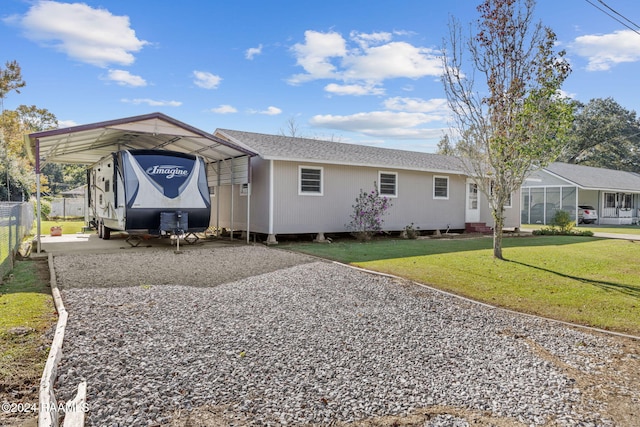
[26,112,256,252]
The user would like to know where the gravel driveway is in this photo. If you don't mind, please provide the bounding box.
[53,245,638,426]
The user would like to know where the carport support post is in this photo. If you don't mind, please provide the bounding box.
[216,160,221,237]
[230,161,235,241]
[35,139,42,253]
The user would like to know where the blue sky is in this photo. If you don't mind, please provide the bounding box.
[2,0,640,152]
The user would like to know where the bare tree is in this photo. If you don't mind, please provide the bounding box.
[442,0,573,259]
[279,116,301,138]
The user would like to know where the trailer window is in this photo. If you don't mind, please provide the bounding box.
[105,180,110,193]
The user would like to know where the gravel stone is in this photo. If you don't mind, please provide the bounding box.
[53,245,626,426]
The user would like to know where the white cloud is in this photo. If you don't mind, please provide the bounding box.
[13,1,147,67]
[349,31,392,48]
[310,111,446,139]
[121,98,182,107]
[105,69,147,87]
[193,70,222,89]
[342,42,441,81]
[288,30,442,92]
[245,44,263,60]
[324,83,384,96]
[572,30,640,71]
[261,106,282,115]
[288,30,347,84]
[58,119,79,128]
[210,105,237,114]
[383,97,449,113]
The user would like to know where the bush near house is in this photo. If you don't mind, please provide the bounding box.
[346,183,392,241]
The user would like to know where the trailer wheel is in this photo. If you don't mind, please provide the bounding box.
[98,221,104,238]
[103,226,111,240]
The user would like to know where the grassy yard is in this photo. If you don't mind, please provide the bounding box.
[32,219,87,235]
[285,235,640,335]
[0,259,56,409]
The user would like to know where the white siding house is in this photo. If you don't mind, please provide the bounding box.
[211,129,520,243]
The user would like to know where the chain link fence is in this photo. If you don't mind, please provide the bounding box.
[0,201,35,279]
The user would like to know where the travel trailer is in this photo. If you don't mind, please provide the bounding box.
[87,149,211,239]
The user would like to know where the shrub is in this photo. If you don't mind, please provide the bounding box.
[347,182,392,241]
[31,198,51,220]
[550,210,574,233]
[402,223,419,239]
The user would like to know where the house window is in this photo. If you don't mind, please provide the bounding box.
[605,193,616,208]
[504,192,513,208]
[209,186,216,196]
[379,171,397,197]
[299,166,323,195]
[240,183,250,196]
[490,181,512,208]
[621,193,632,209]
[433,176,449,199]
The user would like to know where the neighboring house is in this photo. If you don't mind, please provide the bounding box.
[60,185,87,198]
[51,185,87,218]
[211,129,520,243]
[521,162,640,225]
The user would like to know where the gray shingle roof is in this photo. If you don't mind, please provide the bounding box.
[545,162,640,192]
[215,129,466,174]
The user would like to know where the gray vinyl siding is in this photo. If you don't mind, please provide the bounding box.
[478,190,521,228]
[209,158,271,233]
[271,161,468,234]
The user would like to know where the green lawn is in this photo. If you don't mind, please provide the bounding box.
[0,259,56,402]
[32,219,87,235]
[285,236,640,335]
[523,223,640,235]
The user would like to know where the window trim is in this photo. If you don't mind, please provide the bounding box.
[433,175,449,200]
[378,171,398,198]
[298,166,323,196]
[504,192,513,209]
[490,181,513,208]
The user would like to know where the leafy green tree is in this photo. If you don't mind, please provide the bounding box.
[436,134,455,156]
[558,97,640,172]
[0,60,25,109]
[442,0,574,259]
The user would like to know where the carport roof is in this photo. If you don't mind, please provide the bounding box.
[27,112,255,170]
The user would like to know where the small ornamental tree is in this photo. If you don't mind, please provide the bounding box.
[347,182,392,241]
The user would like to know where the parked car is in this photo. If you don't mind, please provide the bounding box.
[578,205,598,224]
[526,203,558,224]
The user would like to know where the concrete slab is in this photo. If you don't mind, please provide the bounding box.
[31,232,236,257]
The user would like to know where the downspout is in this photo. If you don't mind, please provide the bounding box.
[35,138,42,254]
[246,157,251,244]
[216,160,220,237]
[246,183,251,244]
[268,160,274,235]
[230,160,234,241]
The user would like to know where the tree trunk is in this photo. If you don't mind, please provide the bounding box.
[493,210,505,260]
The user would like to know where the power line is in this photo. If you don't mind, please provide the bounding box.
[585,0,640,36]
[597,0,640,30]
